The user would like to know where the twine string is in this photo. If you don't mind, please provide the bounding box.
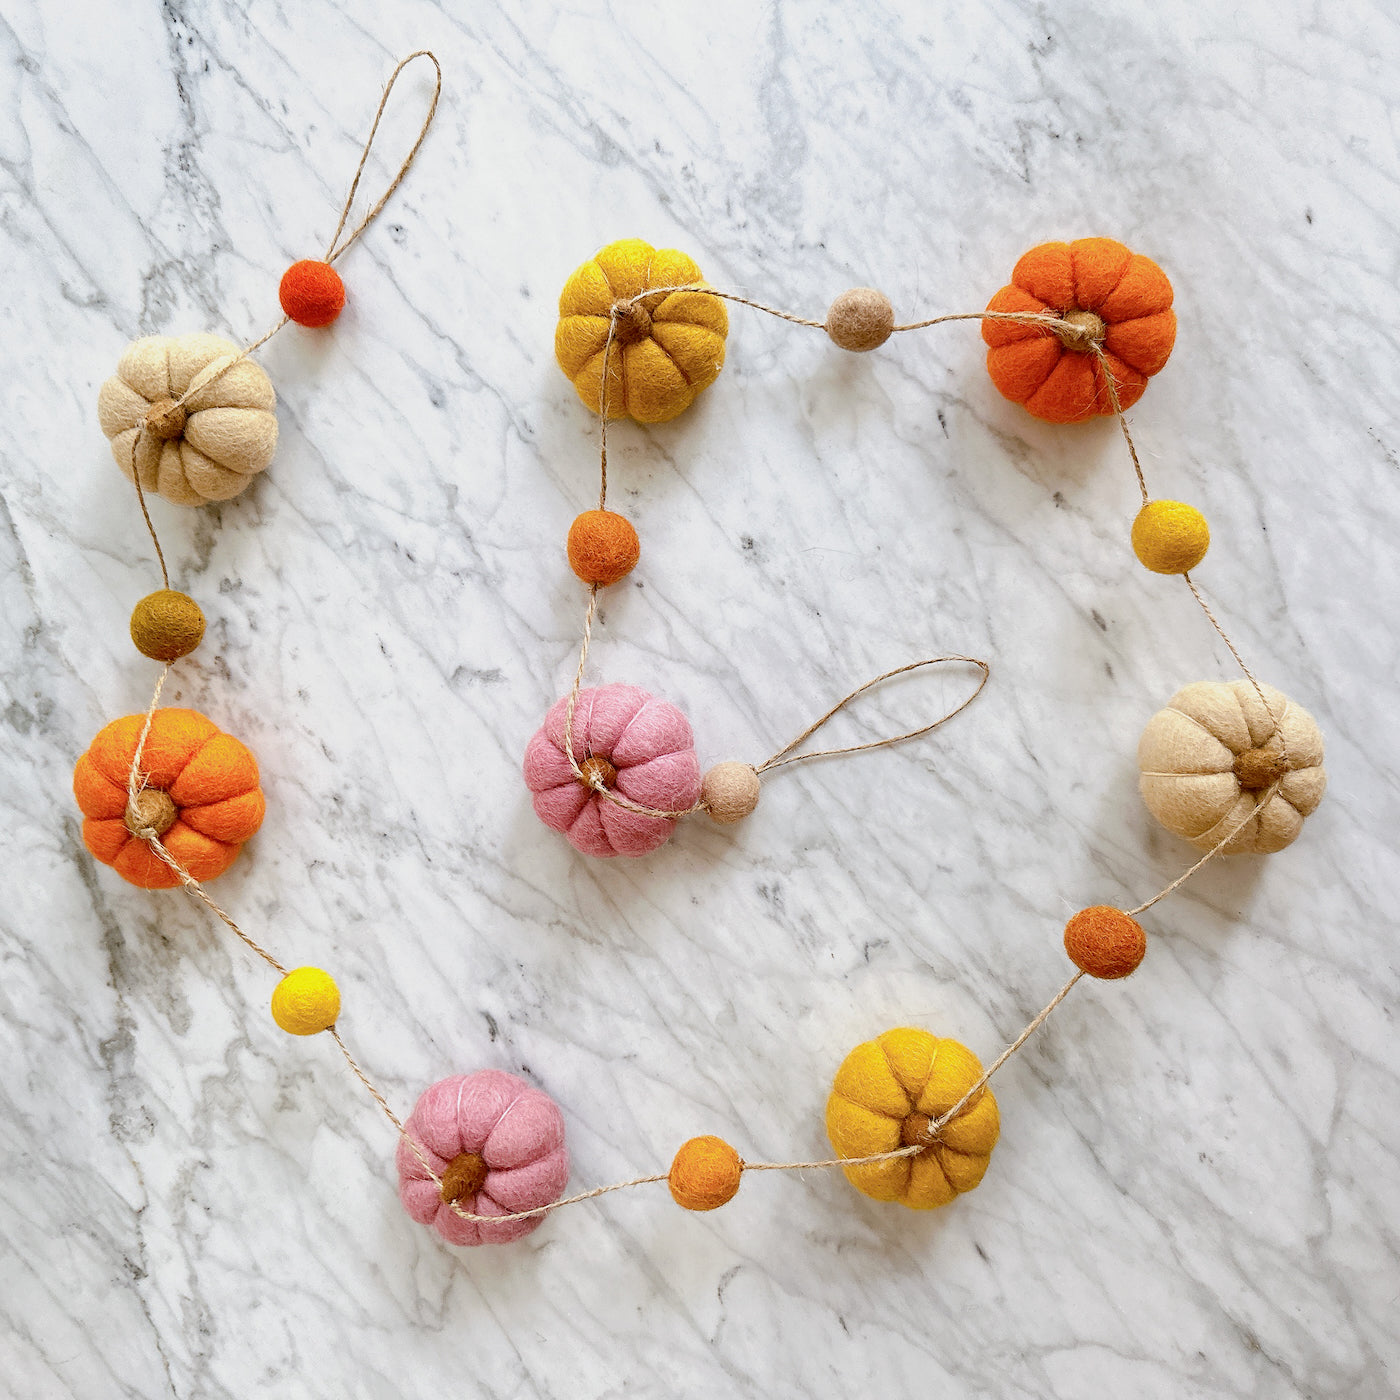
[106,267,1302,1235]
[324,50,442,264]
[757,656,990,774]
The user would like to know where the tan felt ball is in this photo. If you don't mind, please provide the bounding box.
[701,762,761,823]
[825,288,895,351]
[130,590,206,661]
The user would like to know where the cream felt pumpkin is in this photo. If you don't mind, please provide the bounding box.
[98,333,278,506]
[1138,680,1326,854]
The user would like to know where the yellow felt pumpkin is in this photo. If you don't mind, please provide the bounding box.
[1137,680,1326,854]
[554,238,729,423]
[825,1027,999,1210]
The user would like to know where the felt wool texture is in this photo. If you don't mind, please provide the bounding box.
[1063,906,1147,979]
[73,708,265,889]
[1138,680,1326,854]
[270,967,341,1035]
[395,1071,569,1247]
[825,1027,999,1209]
[555,238,729,423]
[523,683,702,858]
[129,589,206,661]
[668,1136,743,1211]
[1131,500,1210,574]
[982,238,1177,423]
[278,259,346,327]
[567,510,640,586]
[700,761,761,823]
[98,334,279,505]
[825,287,895,351]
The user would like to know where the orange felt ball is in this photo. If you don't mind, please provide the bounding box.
[279,260,346,328]
[1063,905,1147,979]
[668,1135,743,1211]
[567,510,640,586]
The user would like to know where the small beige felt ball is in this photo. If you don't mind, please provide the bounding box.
[701,762,761,823]
[130,589,206,661]
[825,288,895,352]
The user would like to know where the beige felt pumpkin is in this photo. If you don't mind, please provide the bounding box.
[1138,680,1326,855]
[97,334,278,506]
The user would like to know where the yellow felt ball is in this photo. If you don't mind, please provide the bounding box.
[271,967,340,1036]
[1131,500,1210,574]
[555,238,728,423]
[825,1027,998,1209]
[668,1135,743,1211]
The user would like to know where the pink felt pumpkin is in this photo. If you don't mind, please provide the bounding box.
[523,683,702,858]
[395,1070,570,1247]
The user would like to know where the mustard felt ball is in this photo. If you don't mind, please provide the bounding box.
[701,762,761,824]
[825,288,895,351]
[668,1135,743,1211]
[1063,906,1146,980]
[567,510,640,586]
[271,967,341,1035]
[1131,500,1210,574]
[129,590,206,661]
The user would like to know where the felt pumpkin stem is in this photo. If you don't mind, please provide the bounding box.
[899,1112,940,1151]
[1054,309,1106,354]
[439,1151,489,1204]
[577,754,618,790]
[124,788,178,839]
[1234,744,1290,791]
[144,397,188,441]
[611,299,653,345]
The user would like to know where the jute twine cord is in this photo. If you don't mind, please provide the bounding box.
[106,242,1302,1231]
[556,583,993,819]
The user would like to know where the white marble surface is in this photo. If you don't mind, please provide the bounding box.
[3,1,1398,1395]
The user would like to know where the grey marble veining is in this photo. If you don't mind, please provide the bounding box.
[2,1,1398,1396]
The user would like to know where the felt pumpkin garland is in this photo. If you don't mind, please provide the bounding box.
[67,54,1328,1255]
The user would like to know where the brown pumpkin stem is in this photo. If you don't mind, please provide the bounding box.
[144,397,188,441]
[577,754,618,790]
[439,1151,489,1204]
[1054,309,1106,355]
[124,788,178,839]
[1234,745,1290,791]
[611,298,653,345]
[900,1112,939,1151]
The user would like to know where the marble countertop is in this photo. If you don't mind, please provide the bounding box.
[3,2,1398,1396]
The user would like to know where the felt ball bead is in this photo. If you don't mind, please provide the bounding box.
[279,259,346,328]
[271,967,341,1035]
[1131,500,1210,574]
[701,762,761,824]
[668,1136,743,1211]
[567,510,640,586]
[129,589,206,661]
[1063,906,1146,979]
[825,288,895,351]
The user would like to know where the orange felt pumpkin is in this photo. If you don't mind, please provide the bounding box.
[982,238,1176,424]
[72,708,265,889]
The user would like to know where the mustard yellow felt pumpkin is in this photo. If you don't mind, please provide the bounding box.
[554,238,729,423]
[826,1027,999,1210]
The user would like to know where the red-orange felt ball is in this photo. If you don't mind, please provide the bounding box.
[1064,906,1147,979]
[567,510,640,586]
[279,260,346,328]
